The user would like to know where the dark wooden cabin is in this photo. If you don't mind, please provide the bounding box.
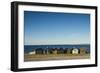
[57,48,64,54]
[64,48,68,54]
[35,48,44,54]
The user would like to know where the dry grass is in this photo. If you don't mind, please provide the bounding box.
[24,54,90,62]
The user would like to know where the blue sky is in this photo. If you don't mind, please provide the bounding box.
[24,11,90,45]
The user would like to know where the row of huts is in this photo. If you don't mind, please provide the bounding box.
[28,48,88,55]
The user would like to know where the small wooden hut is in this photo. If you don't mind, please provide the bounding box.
[79,48,86,54]
[57,48,64,54]
[67,49,72,54]
[71,48,79,54]
[35,48,44,54]
[52,48,58,54]
[64,48,68,54]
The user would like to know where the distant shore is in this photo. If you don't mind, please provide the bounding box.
[24,54,90,62]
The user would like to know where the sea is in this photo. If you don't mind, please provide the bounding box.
[24,44,90,54]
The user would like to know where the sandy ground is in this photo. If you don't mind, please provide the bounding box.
[24,54,90,62]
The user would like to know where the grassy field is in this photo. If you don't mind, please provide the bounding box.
[24,54,90,62]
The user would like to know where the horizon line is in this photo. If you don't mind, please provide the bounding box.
[24,43,90,46]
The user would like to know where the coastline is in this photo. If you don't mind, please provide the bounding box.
[24,44,90,53]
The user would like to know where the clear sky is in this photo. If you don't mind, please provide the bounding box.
[24,11,90,45]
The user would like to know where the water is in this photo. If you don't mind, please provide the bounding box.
[24,44,90,54]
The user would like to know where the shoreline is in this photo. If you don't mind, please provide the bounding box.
[24,54,90,62]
